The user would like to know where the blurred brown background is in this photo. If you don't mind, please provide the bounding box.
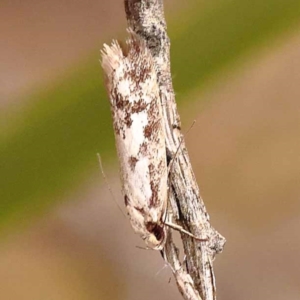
[1,0,300,299]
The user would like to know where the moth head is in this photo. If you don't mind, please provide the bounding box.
[124,197,167,250]
[145,222,166,250]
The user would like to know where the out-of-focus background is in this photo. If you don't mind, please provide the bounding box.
[1,0,300,299]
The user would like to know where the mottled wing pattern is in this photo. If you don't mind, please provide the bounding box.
[101,33,168,249]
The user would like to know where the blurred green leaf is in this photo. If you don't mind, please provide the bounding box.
[1,0,300,231]
[171,0,300,94]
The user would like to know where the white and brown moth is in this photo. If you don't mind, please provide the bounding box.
[101,33,168,250]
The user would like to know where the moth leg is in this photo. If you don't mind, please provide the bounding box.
[164,221,208,242]
[97,153,126,218]
[136,245,153,251]
[167,120,196,176]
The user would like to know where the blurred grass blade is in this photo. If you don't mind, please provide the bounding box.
[1,0,300,232]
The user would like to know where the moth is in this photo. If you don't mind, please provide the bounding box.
[101,32,168,250]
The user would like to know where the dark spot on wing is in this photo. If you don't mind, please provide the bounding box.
[148,163,159,207]
[139,142,148,156]
[124,195,130,206]
[149,180,159,207]
[128,156,138,171]
[131,99,148,113]
[134,206,146,215]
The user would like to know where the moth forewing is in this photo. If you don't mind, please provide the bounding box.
[101,33,168,250]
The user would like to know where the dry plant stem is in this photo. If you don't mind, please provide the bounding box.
[124,1,226,300]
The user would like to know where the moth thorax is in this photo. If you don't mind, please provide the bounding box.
[146,222,166,250]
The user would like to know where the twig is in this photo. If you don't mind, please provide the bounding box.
[124,1,226,300]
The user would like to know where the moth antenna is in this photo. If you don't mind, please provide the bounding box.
[164,120,208,242]
[136,245,152,250]
[168,119,196,177]
[155,263,169,277]
[97,153,127,218]
[164,119,197,221]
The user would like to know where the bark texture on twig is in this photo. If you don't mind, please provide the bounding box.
[124,1,226,300]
